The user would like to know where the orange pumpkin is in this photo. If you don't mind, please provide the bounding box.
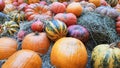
[50,37,88,68]
[0,37,17,60]
[2,50,42,68]
[66,2,83,17]
[89,0,101,7]
[22,32,50,55]
[17,0,39,4]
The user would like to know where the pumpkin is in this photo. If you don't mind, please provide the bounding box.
[17,3,28,11]
[22,32,50,55]
[115,4,120,12]
[0,37,17,60]
[89,0,101,7]
[8,10,25,24]
[1,21,19,35]
[3,4,16,14]
[50,0,69,2]
[95,6,119,18]
[17,0,39,4]
[31,20,44,32]
[80,1,96,12]
[45,20,68,41]
[0,0,5,11]
[91,42,120,68]
[39,1,47,5]
[54,13,77,26]
[101,0,108,6]
[2,50,42,68]
[116,21,120,35]
[105,0,118,7]
[66,2,83,17]
[25,3,52,21]
[4,0,13,4]
[67,25,89,42]
[50,37,88,68]
[116,15,120,21]
[50,2,66,14]
[17,30,27,40]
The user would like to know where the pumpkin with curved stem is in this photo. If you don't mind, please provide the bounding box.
[3,4,16,14]
[89,0,101,7]
[91,42,120,68]
[22,32,50,55]
[50,37,88,68]
[25,3,52,21]
[0,37,17,60]
[66,2,83,17]
[54,13,77,26]
[2,50,42,68]
[45,20,68,41]
[50,2,66,14]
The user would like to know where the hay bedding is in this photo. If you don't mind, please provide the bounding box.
[0,2,120,68]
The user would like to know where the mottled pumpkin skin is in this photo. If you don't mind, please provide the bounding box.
[50,37,88,68]
[67,25,89,42]
[91,44,120,68]
[0,37,17,60]
[2,50,42,68]
[45,20,68,41]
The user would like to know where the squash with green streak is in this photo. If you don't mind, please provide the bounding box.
[45,20,68,41]
[105,0,118,7]
[8,10,25,25]
[91,42,120,68]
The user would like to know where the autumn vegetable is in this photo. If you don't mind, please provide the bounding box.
[17,0,39,4]
[25,3,52,21]
[50,2,66,14]
[2,50,42,68]
[66,2,83,17]
[31,20,44,32]
[89,0,101,7]
[50,37,88,68]
[17,30,27,40]
[22,32,50,55]
[0,0,5,11]
[91,42,120,68]
[54,13,77,26]
[105,0,118,7]
[67,25,89,42]
[0,37,17,60]
[3,4,16,14]
[50,0,69,2]
[45,20,68,41]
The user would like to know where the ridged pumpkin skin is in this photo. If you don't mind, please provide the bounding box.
[22,32,50,55]
[66,2,83,17]
[2,50,42,68]
[45,20,68,41]
[91,44,120,68]
[89,0,101,7]
[50,37,88,68]
[105,0,118,7]
[0,37,17,60]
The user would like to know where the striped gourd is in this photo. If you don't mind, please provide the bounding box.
[105,0,118,7]
[45,20,68,41]
[8,10,25,25]
[91,43,120,68]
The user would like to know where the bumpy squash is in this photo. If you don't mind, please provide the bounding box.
[50,37,88,68]
[2,50,42,68]
[91,42,120,68]
[45,20,68,41]
[105,0,118,7]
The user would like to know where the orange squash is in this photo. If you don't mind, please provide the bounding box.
[22,32,50,55]
[66,2,83,17]
[0,37,17,60]
[50,37,88,68]
[2,50,42,68]
[89,0,100,7]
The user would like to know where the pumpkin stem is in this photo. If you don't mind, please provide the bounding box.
[34,31,39,35]
[109,41,120,48]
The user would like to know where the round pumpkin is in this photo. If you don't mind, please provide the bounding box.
[2,50,42,68]
[89,0,101,7]
[25,3,52,21]
[0,0,5,11]
[17,0,39,4]
[50,2,66,14]
[22,32,50,55]
[91,42,120,68]
[67,25,89,42]
[66,2,83,17]
[3,4,16,14]
[45,20,68,41]
[54,13,77,26]
[50,37,88,68]
[31,20,44,32]
[0,37,17,60]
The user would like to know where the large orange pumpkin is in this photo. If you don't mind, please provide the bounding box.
[2,50,42,68]
[89,0,101,7]
[22,32,50,55]
[0,37,17,60]
[50,37,88,68]
[66,2,83,17]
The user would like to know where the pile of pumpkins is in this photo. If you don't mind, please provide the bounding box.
[0,0,120,68]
